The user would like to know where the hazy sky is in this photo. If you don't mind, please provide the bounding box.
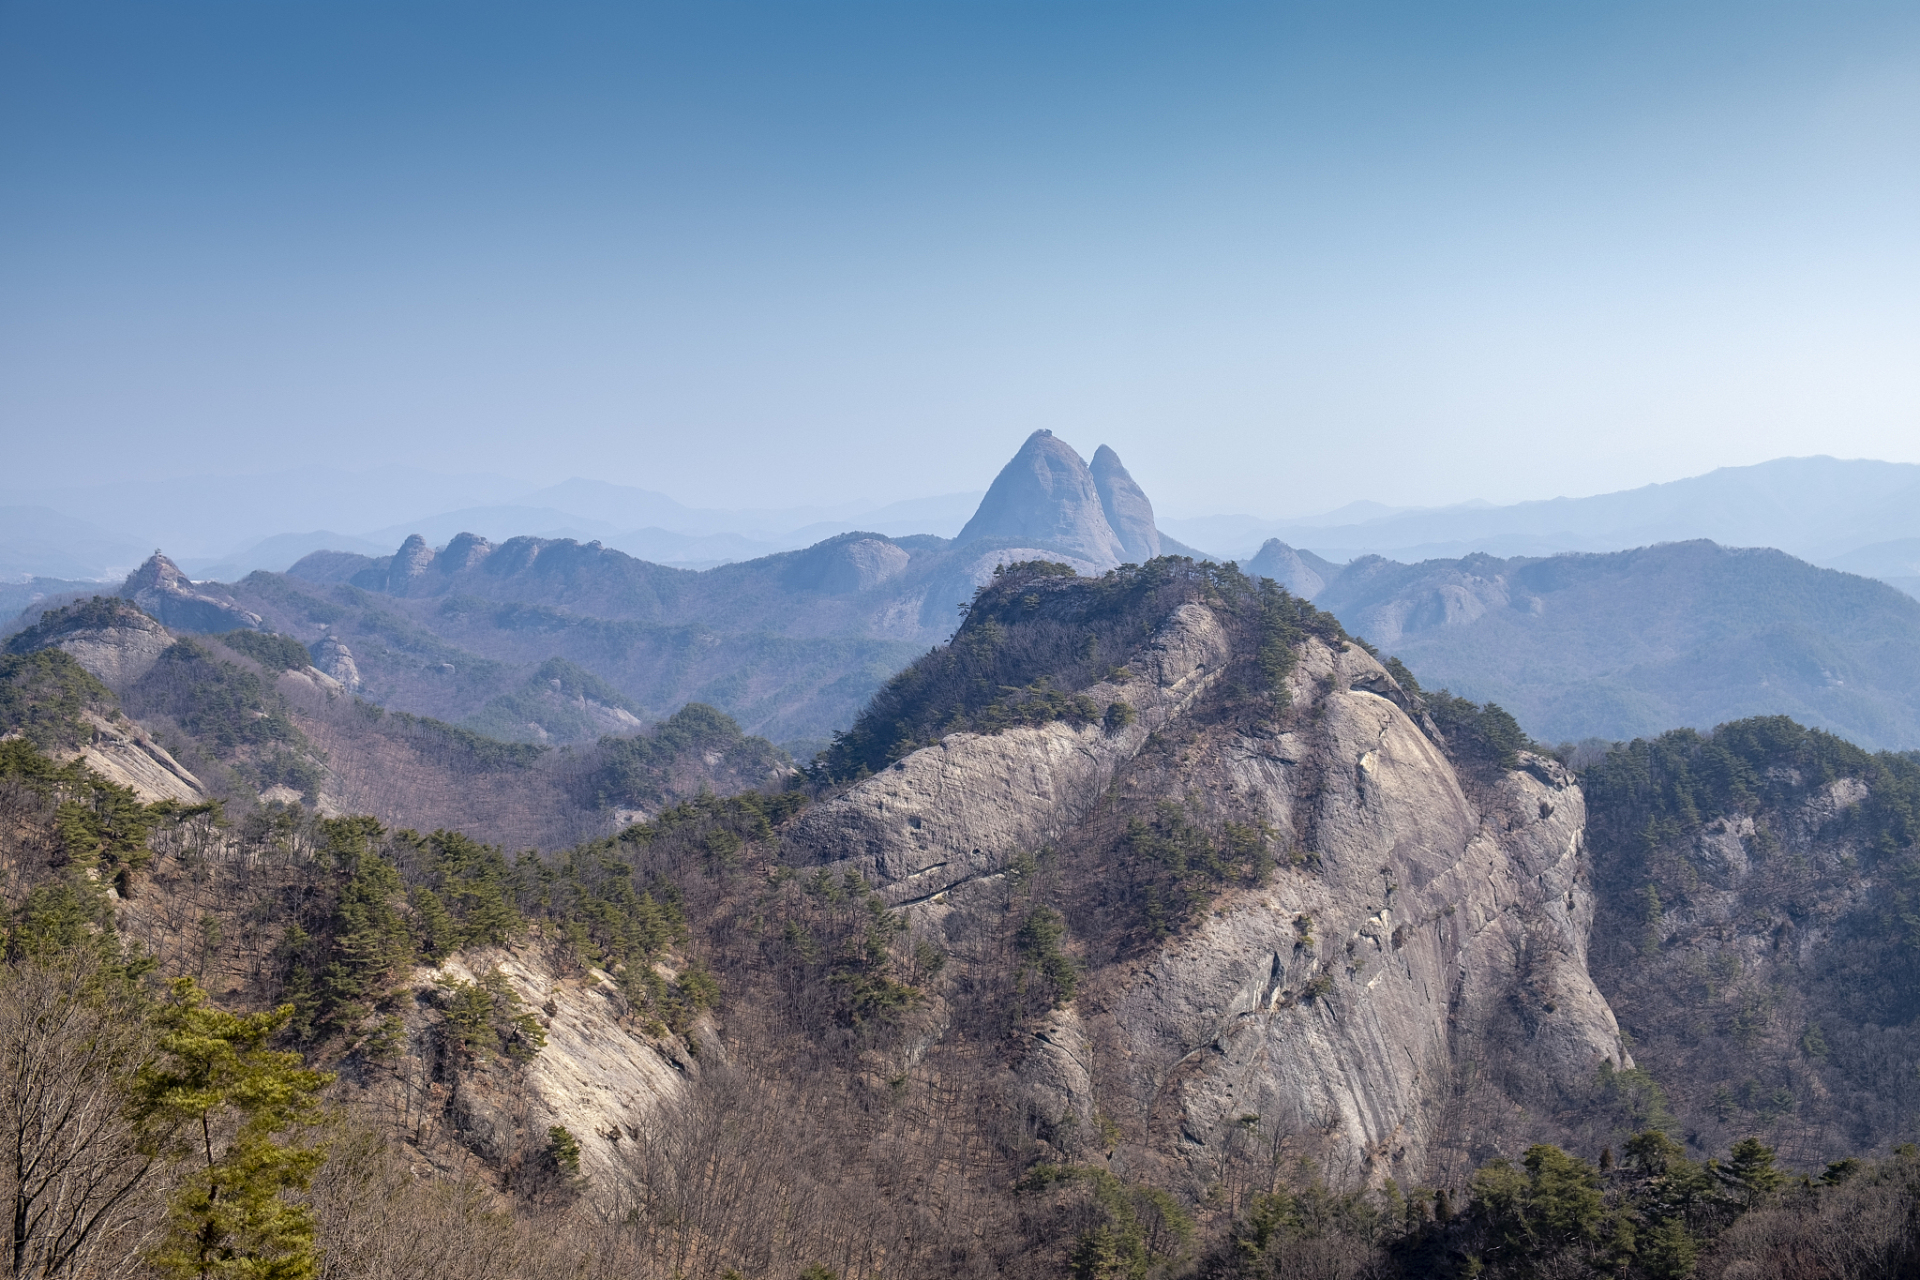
[3,1,1916,518]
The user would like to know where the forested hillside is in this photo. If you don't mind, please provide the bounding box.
[5,595,791,848]
[7,546,1920,1278]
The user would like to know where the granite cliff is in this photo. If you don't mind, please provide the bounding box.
[786,559,1628,1187]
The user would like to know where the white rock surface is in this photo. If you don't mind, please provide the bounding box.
[788,608,1629,1186]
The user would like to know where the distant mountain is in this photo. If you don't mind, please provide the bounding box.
[36,435,1190,748]
[221,527,1093,744]
[1090,444,1161,561]
[955,431,1187,569]
[1310,540,1920,749]
[1166,457,1920,596]
[1243,538,1342,598]
[956,430,1128,566]
[0,577,108,633]
[0,466,992,579]
[0,467,531,560]
[3,596,789,846]
[0,505,148,580]
[178,530,392,581]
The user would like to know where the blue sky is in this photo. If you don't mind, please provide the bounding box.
[3,1,1916,517]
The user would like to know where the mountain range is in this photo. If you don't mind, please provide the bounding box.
[1169,455,1920,596]
[9,452,1920,601]
[8,432,1920,755]
[8,545,1919,1277]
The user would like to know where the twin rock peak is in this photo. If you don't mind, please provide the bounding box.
[956,429,1162,568]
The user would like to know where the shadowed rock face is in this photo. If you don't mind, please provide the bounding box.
[1091,445,1161,563]
[784,596,1628,1188]
[956,431,1127,568]
[119,553,263,634]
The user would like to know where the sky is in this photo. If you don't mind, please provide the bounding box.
[3,1,1917,519]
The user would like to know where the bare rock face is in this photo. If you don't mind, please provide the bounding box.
[5,596,174,693]
[1090,445,1162,563]
[311,635,362,690]
[72,710,206,803]
[783,535,913,594]
[786,602,1628,1187]
[1090,648,1624,1189]
[1244,539,1330,599]
[119,553,264,634]
[956,431,1127,568]
[415,946,696,1207]
[787,600,1232,899]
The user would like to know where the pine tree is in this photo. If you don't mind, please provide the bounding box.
[316,817,413,1043]
[1721,1137,1785,1205]
[1641,1217,1699,1280]
[135,979,333,1280]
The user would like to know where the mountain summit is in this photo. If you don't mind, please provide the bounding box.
[956,430,1166,568]
[1089,443,1160,561]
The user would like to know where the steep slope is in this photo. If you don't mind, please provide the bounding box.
[8,596,788,846]
[1314,541,1920,749]
[1090,444,1162,562]
[38,438,1195,751]
[956,430,1128,567]
[788,559,1628,1188]
[119,551,265,632]
[0,646,207,802]
[1580,717,1920,1168]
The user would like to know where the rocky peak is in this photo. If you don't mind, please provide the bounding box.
[391,534,437,582]
[955,430,1127,568]
[120,550,193,596]
[781,533,913,594]
[311,634,362,691]
[789,563,1627,1183]
[6,596,174,692]
[440,532,495,572]
[1089,444,1161,562]
[117,553,263,636]
[1244,538,1334,598]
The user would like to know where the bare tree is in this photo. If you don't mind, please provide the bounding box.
[0,953,163,1278]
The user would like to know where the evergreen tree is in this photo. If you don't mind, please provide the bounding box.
[135,979,333,1280]
[1720,1137,1784,1206]
[316,817,413,1044]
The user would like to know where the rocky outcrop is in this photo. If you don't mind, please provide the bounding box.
[785,594,1628,1186]
[783,534,914,594]
[311,635,362,691]
[416,946,696,1206]
[956,431,1128,568]
[69,709,207,803]
[119,553,263,634]
[1244,539,1337,599]
[1090,649,1622,1188]
[5,596,174,693]
[1091,445,1162,563]
[788,600,1231,898]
